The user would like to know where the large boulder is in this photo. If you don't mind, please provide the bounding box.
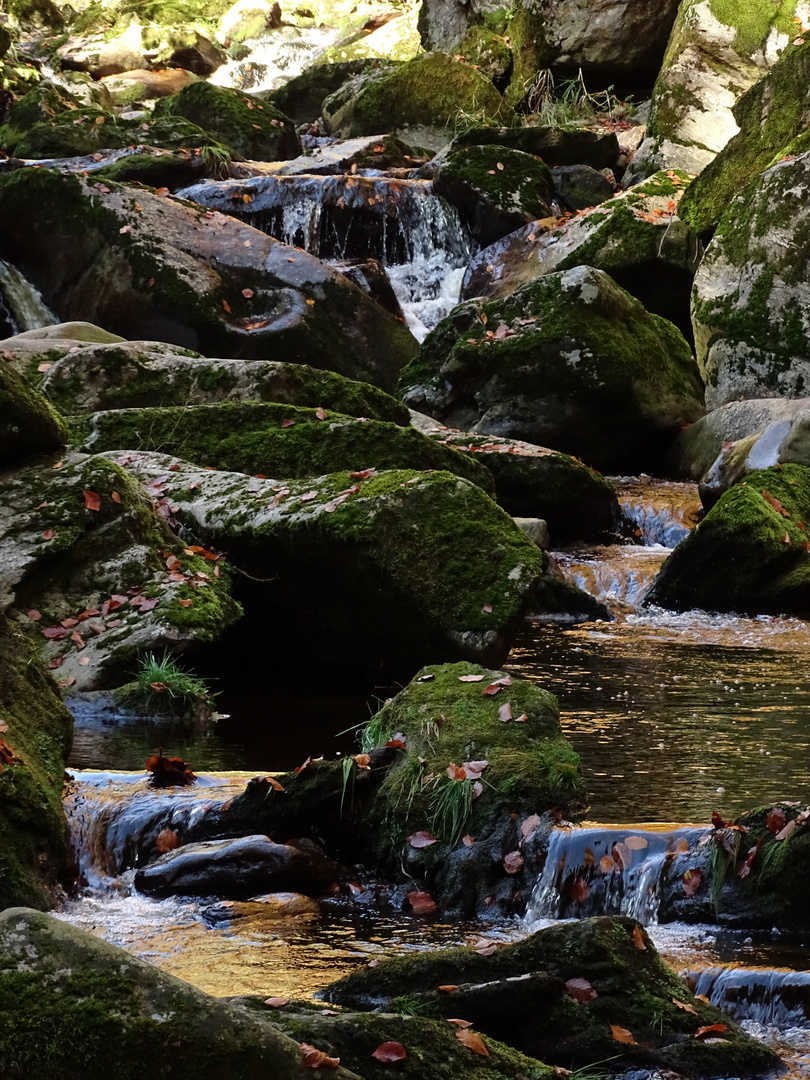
[628,0,806,182]
[0,360,67,467]
[322,916,778,1077]
[646,464,810,614]
[0,170,417,391]
[679,38,810,234]
[0,452,241,691]
[461,170,699,341]
[0,907,360,1079]
[401,266,705,473]
[73,402,495,493]
[447,125,620,170]
[0,615,73,909]
[0,322,126,383]
[265,59,399,127]
[691,152,810,409]
[114,451,550,672]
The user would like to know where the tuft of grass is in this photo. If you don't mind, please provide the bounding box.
[522,68,626,126]
[429,775,473,847]
[132,650,213,713]
[199,142,232,179]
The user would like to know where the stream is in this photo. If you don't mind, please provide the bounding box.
[57,477,810,1079]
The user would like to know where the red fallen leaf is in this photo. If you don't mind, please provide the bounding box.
[222,299,232,313]
[498,702,512,722]
[599,855,616,873]
[242,288,254,298]
[566,977,597,1003]
[166,555,182,571]
[0,737,18,764]
[177,598,193,608]
[371,1042,407,1062]
[83,489,101,511]
[767,807,787,833]
[447,763,467,780]
[299,1043,340,1069]
[482,683,502,696]
[408,890,438,914]
[482,603,492,613]
[682,868,703,896]
[155,828,179,853]
[61,618,78,628]
[48,657,63,669]
[611,1025,637,1045]
[281,418,295,432]
[438,985,457,992]
[462,834,474,847]
[570,877,589,903]
[150,681,169,692]
[350,468,376,479]
[695,1024,727,1039]
[458,674,484,682]
[503,850,524,874]
[70,630,85,650]
[42,529,55,540]
[58,675,76,687]
[386,736,407,749]
[521,813,542,839]
[351,753,371,771]
[145,749,196,788]
[632,924,647,950]
[295,756,312,773]
[447,1018,473,1028]
[514,713,528,723]
[315,407,328,420]
[456,1029,489,1056]
[265,776,284,791]
[462,759,488,779]
[154,186,169,196]
[711,811,731,830]
[408,830,438,848]
[265,996,290,1007]
[738,837,763,878]
[138,598,158,612]
[27,610,42,621]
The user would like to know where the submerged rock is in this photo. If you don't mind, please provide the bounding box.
[322,915,778,1077]
[0,614,73,909]
[646,464,810,615]
[401,266,704,474]
[0,170,417,390]
[0,907,360,1078]
[691,152,810,409]
[0,360,67,467]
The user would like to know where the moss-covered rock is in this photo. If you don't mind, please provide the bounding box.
[266,59,399,126]
[0,616,72,910]
[359,660,586,910]
[0,908,360,1080]
[153,80,300,161]
[448,124,620,169]
[401,265,705,473]
[0,360,67,466]
[43,344,410,422]
[691,151,810,408]
[73,401,494,492]
[322,915,778,1077]
[434,144,553,245]
[461,170,699,340]
[323,52,512,147]
[455,25,512,87]
[116,451,547,673]
[0,170,417,391]
[11,107,132,159]
[551,163,614,210]
[0,80,82,154]
[646,464,810,614]
[0,452,241,690]
[678,38,810,234]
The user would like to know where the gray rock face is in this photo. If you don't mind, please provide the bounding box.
[691,152,810,409]
[133,834,340,897]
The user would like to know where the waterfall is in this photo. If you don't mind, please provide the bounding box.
[616,478,701,548]
[209,26,340,95]
[524,823,707,926]
[689,966,810,1028]
[0,258,57,334]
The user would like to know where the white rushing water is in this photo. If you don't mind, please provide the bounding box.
[0,258,57,334]
[209,26,340,95]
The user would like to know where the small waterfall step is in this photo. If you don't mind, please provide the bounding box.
[688,965,810,1028]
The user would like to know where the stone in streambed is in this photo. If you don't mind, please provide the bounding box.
[0,361,67,467]
[322,915,779,1078]
[134,835,340,897]
[265,59,400,127]
[447,125,620,170]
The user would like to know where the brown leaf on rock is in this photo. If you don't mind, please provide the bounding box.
[695,1024,727,1039]
[462,834,475,847]
[155,828,179,853]
[447,1018,473,1028]
[521,813,542,839]
[766,807,787,833]
[682,868,703,896]
[407,830,438,849]
[599,855,616,874]
[438,984,457,992]
[625,836,648,850]
[407,890,438,915]
[371,1042,407,1062]
[503,850,524,874]
[498,702,512,722]
[26,609,42,621]
[482,683,502,696]
[462,760,488,779]
[566,977,598,1003]
[632,924,647,950]
[611,1025,637,1045]
[351,753,371,771]
[458,674,484,682]
[673,998,697,1014]
[456,1029,489,1056]
[447,763,467,780]
[315,407,328,420]
[82,490,101,511]
[299,1043,340,1069]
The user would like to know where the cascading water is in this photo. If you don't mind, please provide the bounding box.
[176,174,474,341]
[0,258,56,335]
[689,966,810,1027]
[210,26,340,95]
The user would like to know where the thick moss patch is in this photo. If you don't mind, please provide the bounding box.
[0,360,67,466]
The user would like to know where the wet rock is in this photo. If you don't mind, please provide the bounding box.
[0,451,240,690]
[209,892,321,923]
[0,614,73,909]
[315,3,422,66]
[0,360,67,467]
[115,451,548,672]
[322,915,778,1078]
[691,152,810,409]
[0,907,360,1078]
[410,412,620,543]
[93,28,148,78]
[358,660,586,915]
[401,265,704,474]
[265,59,400,127]
[334,258,405,320]
[165,31,227,78]
[153,80,301,161]
[434,144,554,246]
[646,463,810,615]
[233,134,417,177]
[219,0,282,44]
[627,0,804,183]
[551,163,615,211]
[41,343,410,423]
[73,401,495,494]
[0,170,417,391]
[678,39,810,234]
[461,170,699,341]
[134,834,341,897]
[100,68,198,105]
[514,517,550,549]
[448,125,620,170]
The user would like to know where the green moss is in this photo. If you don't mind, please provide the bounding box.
[456,26,512,86]
[436,143,553,231]
[707,0,798,58]
[266,59,397,125]
[0,362,67,466]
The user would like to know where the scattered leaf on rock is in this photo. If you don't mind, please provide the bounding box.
[682,868,703,896]
[695,1024,727,1039]
[265,996,290,1007]
[458,674,484,682]
[625,836,648,850]
[82,490,101,511]
[447,1018,473,1028]
[672,998,697,1014]
[632,924,647,950]
[503,850,524,874]
[566,977,597,1003]
[299,1043,340,1069]
[407,890,438,915]
[438,985,458,992]
[408,830,438,848]
[766,807,787,833]
[371,1042,407,1063]
[482,683,502,696]
[462,834,474,847]
[610,1025,637,1045]
[456,1029,489,1056]
[155,828,179,853]
[498,703,512,722]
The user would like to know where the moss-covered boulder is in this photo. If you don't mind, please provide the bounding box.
[0,616,72,910]
[322,916,778,1077]
[646,464,810,614]
[42,344,410,422]
[0,360,67,466]
[414,416,620,543]
[627,0,806,183]
[153,81,300,161]
[551,163,614,211]
[456,25,512,87]
[461,170,699,339]
[0,908,361,1080]
[266,59,399,126]
[322,52,512,148]
[12,108,129,159]
[448,125,620,169]
[0,452,241,690]
[691,152,810,409]
[0,80,83,154]
[678,37,810,234]
[359,661,586,913]
[74,402,494,492]
[0,170,417,390]
[265,1003,555,1080]
[433,144,554,245]
[401,265,705,473]
[115,451,550,673]
[0,322,126,383]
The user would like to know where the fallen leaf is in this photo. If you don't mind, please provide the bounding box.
[570,877,589,903]
[27,610,42,622]
[456,1029,489,1056]
[462,759,488,779]
[695,1024,726,1039]
[438,985,457,992]
[408,830,438,848]
[498,702,512,722]
[503,850,524,874]
[462,834,474,847]
[521,813,542,838]
[408,890,438,915]
[625,836,648,850]
[673,998,697,1014]
[632,924,647,950]
[42,529,55,540]
[222,299,231,313]
[458,675,484,682]
[155,828,179,853]
[682,868,703,896]
[315,407,328,420]
[371,1042,407,1062]
[610,1025,637,1045]
[265,996,290,1007]
[766,807,787,833]
[482,683,502,696]
[154,186,169,196]
[242,288,254,298]
[281,419,296,428]
[177,598,193,608]
[482,603,492,613]
[299,1043,340,1069]
[351,753,371,771]
[447,1018,473,1028]
[599,855,616,874]
[566,977,598,1003]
